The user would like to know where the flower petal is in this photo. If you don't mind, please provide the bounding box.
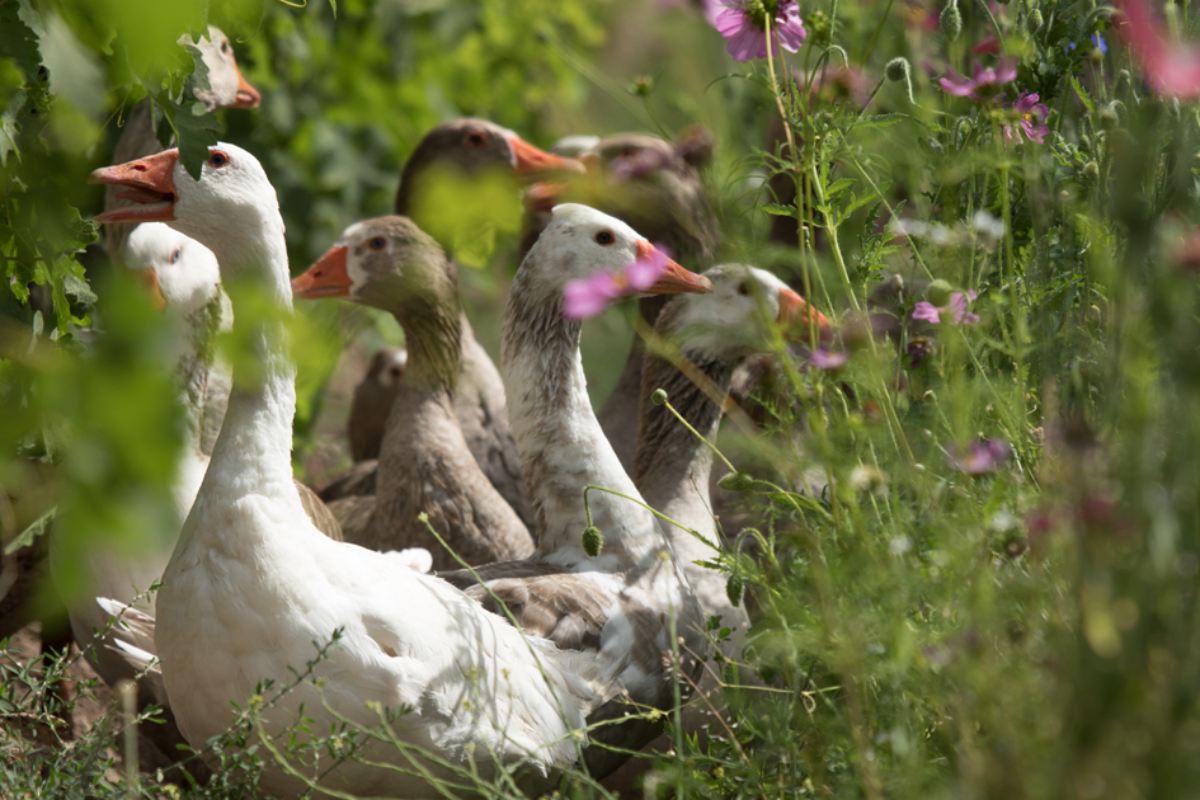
[912,301,943,324]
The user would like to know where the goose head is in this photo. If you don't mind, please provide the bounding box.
[188,26,260,111]
[290,216,455,315]
[528,130,718,261]
[124,222,221,315]
[655,263,826,362]
[91,143,280,271]
[395,118,584,214]
[520,203,712,308]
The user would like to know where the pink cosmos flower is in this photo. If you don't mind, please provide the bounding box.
[1003,92,1051,143]
[938,58,1018,99]
[1115,0,1200,98]
[951,437,1013,475]
[714,1,807,62]
[971,36,1001,56]
[912,290,979,325]
[806,347,848,370]
[562,244,671,320]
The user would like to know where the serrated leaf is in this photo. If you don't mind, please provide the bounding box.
[1070,75,1095,115]
[5,507,55,556]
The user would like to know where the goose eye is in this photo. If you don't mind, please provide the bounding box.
[368,237,387,251]
[169,248,182,265]
[220,40,231,55]
[737,281,752,296]
[594,230,615,246]
[207,150,230,169]
[465,131,486,148]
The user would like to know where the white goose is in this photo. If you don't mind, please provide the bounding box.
[91,144,617,796]
[440,204,716,775]
[50,224,222,691]
[60,224,343,698]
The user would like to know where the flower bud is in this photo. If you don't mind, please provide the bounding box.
[1028,9,1044,30]
[926,278,953,306]
[718,471,755,492]
[651,388,668,406]
[885,57,911,83]
[582,525,604,556]
[807,10,832,47]
[940,0,962,41]
[1098,102,1119,130]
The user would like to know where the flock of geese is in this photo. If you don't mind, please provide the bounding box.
[55,27,827,796]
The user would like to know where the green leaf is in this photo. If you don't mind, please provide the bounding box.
[761,202,796,218]
[1070,75,1095,115]
[5,507,55,556]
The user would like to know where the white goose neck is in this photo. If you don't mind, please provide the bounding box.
[502,267,662,565]
[198,207,298,504]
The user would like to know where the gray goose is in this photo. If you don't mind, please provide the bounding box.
[597,263,822,791]
[323,119,581,533]
[292,217,533,567]
[526,129,720,469]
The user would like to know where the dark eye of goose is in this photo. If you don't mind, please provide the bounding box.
[207,150,230,169]
[737,280,752,296]
[368,236,387,252]
[465,131,486,148]
[220,40,231,55]
[594,230,615,246]
[169,248,182,265]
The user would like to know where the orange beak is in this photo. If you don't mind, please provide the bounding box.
[507,135,586,176]
[91,149,180,224]
[291,244,352,299]
[136,268,167,311]
[778,286,829,329]
[636,240,712,295]
[524,181,566,213]
[232,65,261,109]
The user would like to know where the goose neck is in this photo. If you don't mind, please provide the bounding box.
[502,271,659,562]
[201,211,298,498]
[633,349,732,538]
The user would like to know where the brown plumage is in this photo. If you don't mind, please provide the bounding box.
[320,118,574,528]
[293,216,532,567]
[347,347,407,462]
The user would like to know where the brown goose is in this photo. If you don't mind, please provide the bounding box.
[292,217,533,567]
[349,347,407,462]
[322,119,580,531]
[527,129,720,469]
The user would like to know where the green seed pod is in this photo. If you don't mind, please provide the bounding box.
[1083,161,1100,178]
[807,10,832,47]
[582,525,604,557]
[885,57,911,83]
[926,278,953,306]
[1028,8,1044,31]
[718,471,755,492]
[651,388,668,406]
[940,0,962,41]
[1098,103,1120,130]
